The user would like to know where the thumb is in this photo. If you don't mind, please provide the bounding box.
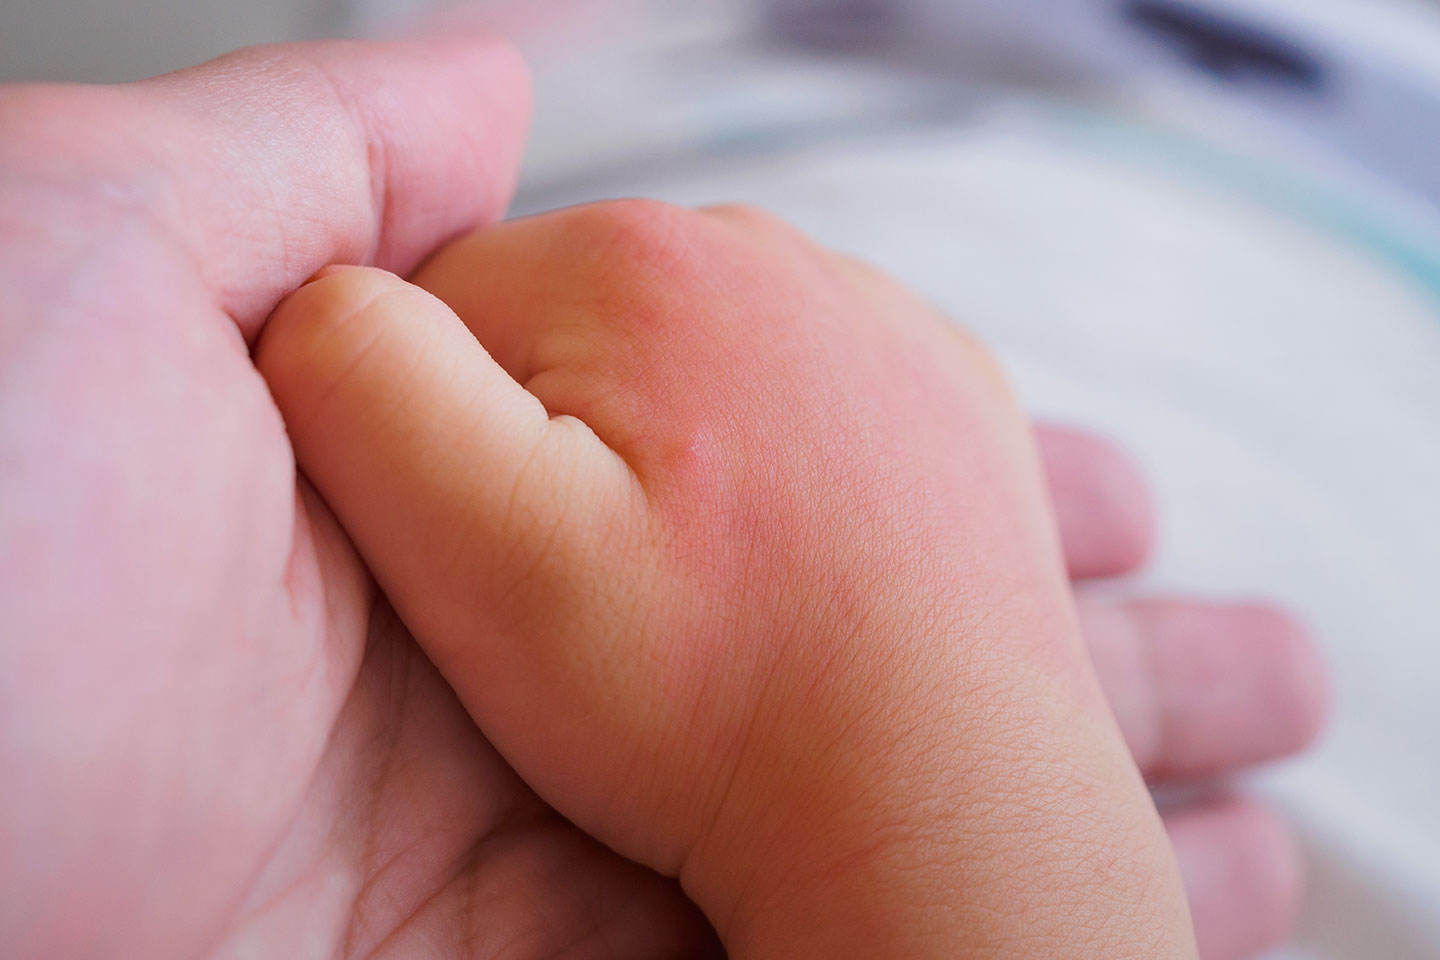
[0,34,530,340]
[257,264,645,770]
[141,36,533,336]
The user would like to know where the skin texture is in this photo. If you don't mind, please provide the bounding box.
[0,34,1327,960]
[254,202,1296,959]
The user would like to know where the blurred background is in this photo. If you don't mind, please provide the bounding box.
[4,1,1439,957]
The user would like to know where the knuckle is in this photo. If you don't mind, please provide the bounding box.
[704,204,828,267]
[959,333,1017,404]
[555,199,717,330]
[830,250,890,286]
[566,198,700,275]
[700,202,795,239]
[825,250,1014,404]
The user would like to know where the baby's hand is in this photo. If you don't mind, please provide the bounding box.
[258,201,1195,958]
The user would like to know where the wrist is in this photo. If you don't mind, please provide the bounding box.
[680,667,1196,959]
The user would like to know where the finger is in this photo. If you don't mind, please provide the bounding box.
[256,263,634,744]
[1166,797,1304,960]
[0,34,530,338]
[1080,597,1330,781]
[1035,424,1156,579]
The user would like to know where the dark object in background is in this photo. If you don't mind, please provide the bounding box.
[1122,0,1326,91]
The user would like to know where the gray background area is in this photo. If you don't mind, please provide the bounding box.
[0,0,342,83]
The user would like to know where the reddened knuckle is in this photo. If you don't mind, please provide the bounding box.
[946,325,1014,400]
[965,333,1005,377]
[568,198,699,273]
[702,202,791,236]
[552,199,720,328]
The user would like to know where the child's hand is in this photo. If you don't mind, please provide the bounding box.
[258,200,1196,957]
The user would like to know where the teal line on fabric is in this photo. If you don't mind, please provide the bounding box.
[1038,105,1440,308]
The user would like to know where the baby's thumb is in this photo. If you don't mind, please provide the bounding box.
[256,266,641,758]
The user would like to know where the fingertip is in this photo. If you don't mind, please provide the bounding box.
[257,265,397,372]
[1036,424,1156,579]
[1234,604,1333,755]
[1229,799,1304,930]
[1083,597,1330,781]
[1169,797,1304,960]
[256,266,437,442]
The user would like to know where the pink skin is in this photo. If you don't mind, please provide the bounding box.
[0,36,1325,960]
[257,205,1324,956]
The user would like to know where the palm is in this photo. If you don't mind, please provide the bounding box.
[0,36,1324,960]
[213,585,720,958]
